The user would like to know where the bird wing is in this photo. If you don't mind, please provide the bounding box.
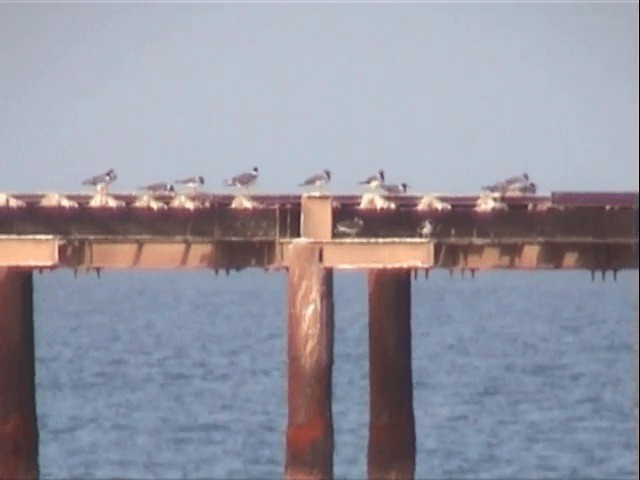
[175,177,194,184]
[82,173,104,185]
[482,182,506,192]
[232,171,255,185]
[142,182,167,191]
[382,184,401,194]
[300,173,325,186]
[360,174,378,184]
[503,175,526,186]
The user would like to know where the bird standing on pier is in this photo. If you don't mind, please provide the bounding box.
[334,217,364,237]
[359,169,385,189]
[224,167,259,190]
[481,181,507,194]
[298,169,331,191]
[139,182,175,195]
[175,175,205,193]
[481,173,535,196]
[503,173,529,186]
[506,181,537,195]
[82,169,117,193]
[381,182,409,195]
[419,220,433,238]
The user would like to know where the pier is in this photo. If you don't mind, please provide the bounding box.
[1,190,638,479]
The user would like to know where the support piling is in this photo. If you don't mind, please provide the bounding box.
[0,268,39,480]
[285,244,334,480]
[367,269,416,480]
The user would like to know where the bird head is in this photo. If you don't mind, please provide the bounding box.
[523,173,529,181]
[324,169,331,179]
[401,182,409,192]
[168,184,176,192]
[378,170,385,181]
[198,175,205,184]
[252,167,259,174]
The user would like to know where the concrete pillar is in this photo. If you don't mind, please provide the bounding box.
[367,269,415,480]
[0,268,39,480]
[285,244,334,480]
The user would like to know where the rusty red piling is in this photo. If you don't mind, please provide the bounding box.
[367,269,416,480]
[0,269,39,480]
[285,244,334,480]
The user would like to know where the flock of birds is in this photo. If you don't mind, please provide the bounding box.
[81,167,536,197]
[74,167,538,238]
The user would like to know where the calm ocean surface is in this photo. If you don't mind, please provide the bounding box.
[33,269,638,479]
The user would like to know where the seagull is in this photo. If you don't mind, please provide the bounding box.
[381,182,409,194]
[175,175,205,192]
[505,181,537,196]
[503,173,529,186]
[82,169,117,193]
[224,167,258,190]
[299,169,331,189]
[139,182,175,194]
[359,169,385,189]
[481,181,507,194]
[334,217,364,237]
[418,220,434,238]
[482,173,531,195]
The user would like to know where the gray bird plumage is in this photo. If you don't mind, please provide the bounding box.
[481,181,507,194]
[299,169,331,187]
[224,167,259,188]
[140,182,175,194]
[82,168,117,194]
[359,169,385,188]
[175,176,205,189]
[482,173,535,195]
[382,182,409,194]
[506,181,537,195]
[82,168,117,188]
[504,173,529,186]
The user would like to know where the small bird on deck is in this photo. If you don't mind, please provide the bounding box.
[298,169,331,190]
[139,182,175,195]
[418,220,434,238]
[381,182,409,195]
[175,175,205,193]
[359,169,385,189]
[505,181,537,196]
[482,173,536,196]
[503,172,529,186]
[82,169,117,193]
[224,167,259,190]
[481,181,507,194]
[482,173,529,193]
[334,217,364,237]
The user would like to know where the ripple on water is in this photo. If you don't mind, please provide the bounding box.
[33,270,637,479]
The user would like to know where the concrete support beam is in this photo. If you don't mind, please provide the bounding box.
[0,269,39,479]
[300,194,333,241]
[279,240,434,270]
[367,269,416,480]
[0,238,58,268]
[285,244,334,480]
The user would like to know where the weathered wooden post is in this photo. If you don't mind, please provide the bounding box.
[0,268,39,480]
[284,195,334,480]
[367,269,416,480]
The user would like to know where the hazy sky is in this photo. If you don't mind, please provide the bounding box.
[1,2,638,194]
